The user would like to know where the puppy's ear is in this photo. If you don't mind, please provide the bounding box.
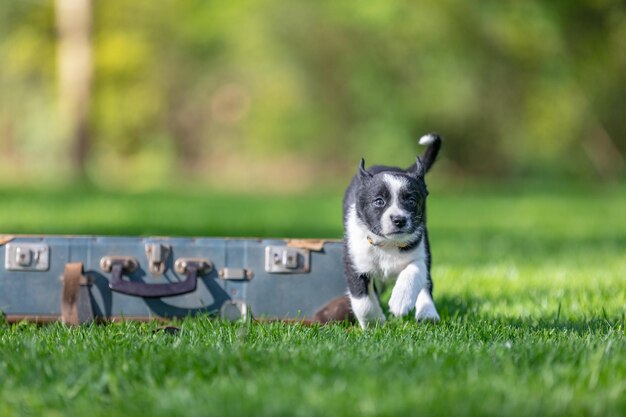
[411,157,425,178]
[358,158,373,181]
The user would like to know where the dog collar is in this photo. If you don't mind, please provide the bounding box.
[366,235,409,249]
[367,235,421,251]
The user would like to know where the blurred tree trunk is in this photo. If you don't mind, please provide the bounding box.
[55,0,92,180]
[166,89,202,175]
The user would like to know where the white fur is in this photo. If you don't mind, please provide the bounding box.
[346,202,431,328]
[346,204,422,277]
[388,261,427,317]
[414,288,440,322]
[382,173,408,193]
[349,280,386,328]
[418,134,437,145]
[380,174,409,235]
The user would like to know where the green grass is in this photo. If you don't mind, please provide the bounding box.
[1,183,625,417]
[0,186,343,237]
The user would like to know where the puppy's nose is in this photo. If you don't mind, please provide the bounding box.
[390,215,407,228]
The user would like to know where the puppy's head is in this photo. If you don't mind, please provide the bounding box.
[355,158,428,244]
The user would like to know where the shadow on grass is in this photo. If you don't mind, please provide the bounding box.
[432,231,626,267]
[436,294,625,334]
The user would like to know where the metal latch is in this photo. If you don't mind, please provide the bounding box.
[4,243,50,271]
[265,246,310,273]
[145,243,171,276]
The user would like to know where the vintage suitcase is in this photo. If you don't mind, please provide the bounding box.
[0,235,348,324]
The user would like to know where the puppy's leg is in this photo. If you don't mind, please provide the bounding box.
[415,287,440,322]
[347,274,385,329]
[388,261,427,317]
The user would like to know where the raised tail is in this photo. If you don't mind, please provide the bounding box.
[415,133,443,174]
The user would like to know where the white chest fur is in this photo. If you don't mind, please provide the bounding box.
[345,204,425,279]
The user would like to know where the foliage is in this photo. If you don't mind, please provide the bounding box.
[0,1,625,188]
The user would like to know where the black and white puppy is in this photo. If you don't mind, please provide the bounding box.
[343,134,442,328]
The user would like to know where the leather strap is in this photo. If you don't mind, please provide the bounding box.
[61,263,93,325]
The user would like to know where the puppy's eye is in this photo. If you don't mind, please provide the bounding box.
[406,198,417,207]
[373,198,385,207]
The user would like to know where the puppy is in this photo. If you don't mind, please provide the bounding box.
[343,134,442,328]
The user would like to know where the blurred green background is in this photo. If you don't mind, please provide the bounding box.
[1,0,624,192]
[1,5,625,415]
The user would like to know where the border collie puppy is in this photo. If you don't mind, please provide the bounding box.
[343,134,442,328]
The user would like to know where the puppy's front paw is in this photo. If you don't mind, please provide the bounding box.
[415,304,440,322]
[414,288,440,322]
[388,288,414,317]
[388,267,423,317]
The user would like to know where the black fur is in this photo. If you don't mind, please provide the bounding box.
[407,133,442,174]
[343,134,442,306]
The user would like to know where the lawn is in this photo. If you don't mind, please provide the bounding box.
[0,182,625,417]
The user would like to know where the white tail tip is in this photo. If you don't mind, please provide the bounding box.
[419,134,437,145]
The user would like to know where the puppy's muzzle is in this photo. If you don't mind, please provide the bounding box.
[390,214,408,229]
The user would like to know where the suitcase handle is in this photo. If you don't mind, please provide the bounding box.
[102,257,211,298]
